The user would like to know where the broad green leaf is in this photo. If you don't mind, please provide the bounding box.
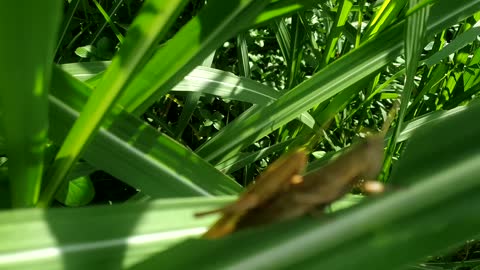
[395,105,469,142]
[62,63,281,104]
[38,0,190,206]
[0,137,6,154]
[0,193,367,270]
[60,61,110,81]
[61,63,318,131]
[0,1,62,207]
[55,176,95,207]
[172,67,281,105]
[48,67,242,198]
[0,197,231,270]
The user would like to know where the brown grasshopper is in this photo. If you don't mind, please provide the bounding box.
[195,149,308,238]
[198,102,399,239]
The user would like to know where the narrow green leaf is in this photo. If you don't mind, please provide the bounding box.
[92,0,125,43]
[54,0,81,58]
[175,93,201,140]
[286,15,305,89]
[272,19,291,63]
[0,1,62,207]
[363,0,407,40]
[49,67,242,198]
[425,21,480,67]
[196,22,406,163]
[129,101,480,270]
[118,0,272,115]
[236,32,251,78]
[196,0,480,163]
[61,63,282,104]
[382,0,430,180]
[174,52,215,139]
[38,0,190,206]
[320,0,353,68]
[55,175,95,207]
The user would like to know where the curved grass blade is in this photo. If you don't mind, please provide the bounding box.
[117,0,273,115]
[38,0,190,206]
[61,62,318,133]
[424,21,480,68]
[196,22,405,163]
[195,0,480,163]
[48,67,242,198]
[381,0,430,180]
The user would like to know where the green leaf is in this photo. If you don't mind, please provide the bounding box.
[48,67,242,198]
[363,0,407,40]
[55,175,95,207]
[62,63,282,104]
[196,22,405,163]
[38,0,190,206]
[74,45,96,58]
[320,0,353,67]
[382,0,430,179]
[254,0,318,26]
[0,1,62,207]
[61,63,318,132]
[118,0,272,115]
[92,0,125,43]
[127,101,480,269]
[425,21,480,67]
[195,0,480,164]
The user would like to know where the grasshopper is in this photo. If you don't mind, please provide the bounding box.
[195,149,307,238]
[198,102,399,239]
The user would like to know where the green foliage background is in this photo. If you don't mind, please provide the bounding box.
[1,0,480,269]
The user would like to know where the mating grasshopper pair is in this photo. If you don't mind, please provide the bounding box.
[197,102,399,239]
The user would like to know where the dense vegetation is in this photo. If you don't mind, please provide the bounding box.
[1,0,480,269]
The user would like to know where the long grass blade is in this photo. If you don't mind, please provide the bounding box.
[0,1,62,207]
[195,0,480,163]
[37,0,190,206]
